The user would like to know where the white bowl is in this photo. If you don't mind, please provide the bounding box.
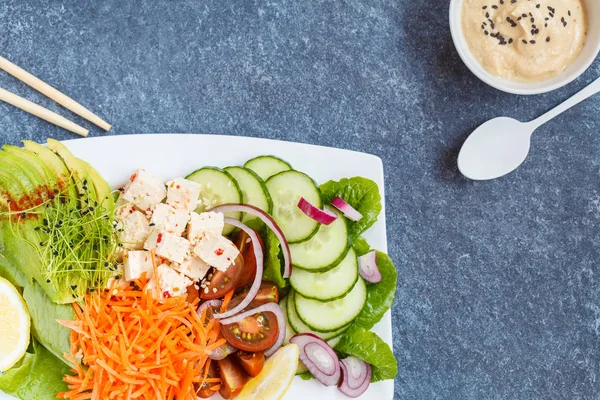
[449,0,600,95]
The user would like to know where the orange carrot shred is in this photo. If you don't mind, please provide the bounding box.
[59,278,223,400]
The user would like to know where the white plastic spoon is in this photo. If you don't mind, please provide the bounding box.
[457,76,600,181]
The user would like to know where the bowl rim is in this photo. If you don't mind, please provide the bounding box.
[449,0,600,95]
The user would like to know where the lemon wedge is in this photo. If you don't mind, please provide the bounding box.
[0,277,30,372]
[236,344,300,400]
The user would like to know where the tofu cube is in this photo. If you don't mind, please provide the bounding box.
[118,210,152,250]
[193,234,240,272]
[172,256,211,281]
[156,264,192,297]
[122,169,167,212]
[187,212,224,243]
[144,230,190,264]
[151,204,189,236]
[123,251,154,281]
[115,195,136,220]
[166,178,202,214]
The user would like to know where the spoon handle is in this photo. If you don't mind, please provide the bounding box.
[529,76,600,129]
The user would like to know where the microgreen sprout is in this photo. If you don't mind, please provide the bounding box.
[1,180,120,300]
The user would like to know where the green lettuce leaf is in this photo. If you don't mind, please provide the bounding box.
[0,338,71,399]
[319,177,382,240]
[298,372,313,381]
[352,236,371,256]
[351,251,398,331]
[335,326,398,382]
[243,219,287,289]
[23,281,74,366]
[263,230,286,288]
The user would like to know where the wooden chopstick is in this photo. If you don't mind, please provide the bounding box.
[0,56,111,131]
[0,87,89,137]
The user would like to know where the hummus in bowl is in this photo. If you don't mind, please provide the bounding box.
[450,0,600,94]
[463,0,586,82]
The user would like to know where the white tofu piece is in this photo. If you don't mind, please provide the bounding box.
[193,234,240,272]
[115,195,135,220]
[122,169,167,212]
[123,250,154,281]
[172,256,211,281]
[118,210,152,250]
[156,264,192,297]
[144,230,190,264]
[187,212,224,243]
[151,203,189,236]
[166,178,202,214]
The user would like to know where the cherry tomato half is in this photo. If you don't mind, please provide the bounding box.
[236,281,280,305]
[196,360,219,398]
[217,357,249,399]
[235,351,265,377]
[221,297,279,352]
[234,230,264,288]
[199,254,243,300]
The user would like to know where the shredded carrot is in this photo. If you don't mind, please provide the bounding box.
[221,289,235,312]
[58,277,222,400]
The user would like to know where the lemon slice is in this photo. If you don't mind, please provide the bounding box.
[236,344,300,400]
[0,277,30,372]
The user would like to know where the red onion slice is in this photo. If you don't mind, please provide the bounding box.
[338,357,372,398]
[330,196,363,222]
[209,203,291,278]
[213,217,264,320]
[358,250,382,283]
[289,333,340,387]
[209,342,238,360]
[219,302,286,357]
[197,299,223,317]
[297,197,338,225]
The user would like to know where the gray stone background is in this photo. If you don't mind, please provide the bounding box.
[1,1,599,399]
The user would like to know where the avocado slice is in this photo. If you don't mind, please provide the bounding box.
[22,140,79,202]
[0,250,28,288]
[0,145,72,303]
[3,145,59,195]
[79,159,115,213]
[47,139,98,205]
[0,152,42,206]
[0,169,30,212]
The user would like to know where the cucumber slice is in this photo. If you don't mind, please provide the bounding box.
[266,170,321,243]
[290,247,358,301]
[287,290,348,339]
[224,166,273,221]
[280,296,296,345]
[244,155,292,181]
[294,278,367,332]
[289,208,349,271]
[185,167,242,235]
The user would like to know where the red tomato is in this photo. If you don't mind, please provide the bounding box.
[221,297,279,352]
[199,255,243,300]
[186,285,199,304]
[217,357,249,399]
[236,281,280,305]
[234,230,264,288]
[196,360,219,398]
[235,351,265,377]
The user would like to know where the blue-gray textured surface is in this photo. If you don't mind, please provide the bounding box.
[1,1,599,399]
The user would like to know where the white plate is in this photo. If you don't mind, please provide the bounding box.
[0,134,394,400]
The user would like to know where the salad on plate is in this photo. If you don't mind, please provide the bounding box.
[0,139,398,400]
